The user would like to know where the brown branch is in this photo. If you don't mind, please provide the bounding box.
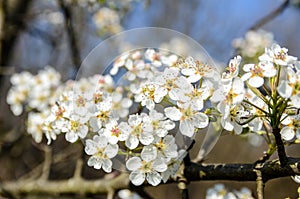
[184,157,300,183]
[250,0,289,30]
[1,157,300,196]
[273,128,288,167]
[1,173,130,196]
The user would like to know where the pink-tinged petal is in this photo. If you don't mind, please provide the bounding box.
[243,64,255,72]
[248,76,264,88]
[126,157,142,171]
[277,81,292,98]
[129,170,145,186]
[164,107,182,121]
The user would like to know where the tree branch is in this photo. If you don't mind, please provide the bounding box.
[273,128,288,167]
[58,0,82,71]
[250,0,289,30]
[184,157,300,183]
[1,157,300,196]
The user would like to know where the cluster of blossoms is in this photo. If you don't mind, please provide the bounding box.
[232,29,274,60]
[206,184,254,199]
[6,67,62,143]
[93,7,123,35]
[7,42,300,186]
[214,43,300,145]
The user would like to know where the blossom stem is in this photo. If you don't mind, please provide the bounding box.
[243,100,268,115]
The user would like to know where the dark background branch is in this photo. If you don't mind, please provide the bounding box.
[250,0,289,30]
[58,0,82,72]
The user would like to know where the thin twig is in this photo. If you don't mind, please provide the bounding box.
[39,145,52,180]
[254,168,264,199]
[250,0,289,30]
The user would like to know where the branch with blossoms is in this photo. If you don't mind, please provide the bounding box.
[4,41,300,198]
[1,157,300,196]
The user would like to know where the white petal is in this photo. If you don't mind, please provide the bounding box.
[11,104,23,116]
[140,132,154,145]
[141,145,157,162]
[94,135,108,148]
[221,117,234,131]
[125,135,139,149]
[102,159,113,173]
[154,87,167,103]
[88,156,101,169]
[78,125,88,138]
[153,158,168,172]
[126,157,142,171]
[243,64,255,72]
[85,139,97,155]
[164,107,182,121]
[129,170,145,186]
[105,144,119,158]
[146,172,162,186]
[187,74,201,83]
[248,76,264,88]
[179,119,194,137]
[65,131,78,143]
[292,175,300,184]
[280,127,295,141]
[291,95,300,108]
[163,120,175,130]
[277,81,292,98]
[193,113,209,129]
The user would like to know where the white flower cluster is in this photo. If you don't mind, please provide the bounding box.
[206,184,254,199]
[7,67,62,143]
[211,43,300,144]
[93,7,123,35]
[41,49,216,186]
[7,43,300,186]
[232,29,274,58]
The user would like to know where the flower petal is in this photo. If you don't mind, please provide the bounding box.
[126,157,142,171]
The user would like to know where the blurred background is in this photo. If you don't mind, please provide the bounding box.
[1,0,300,198]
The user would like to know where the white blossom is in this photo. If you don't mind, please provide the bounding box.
[85,135,118,172]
